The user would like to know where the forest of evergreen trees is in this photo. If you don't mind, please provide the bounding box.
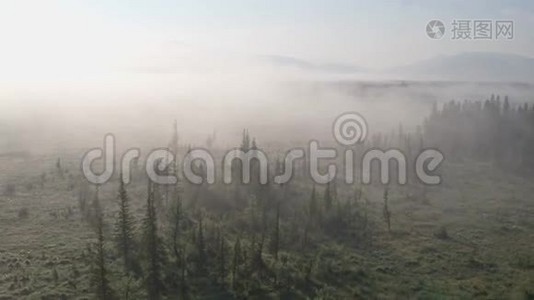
[76,94,533,299]
[423,94,534,172]
[77,125,383,299]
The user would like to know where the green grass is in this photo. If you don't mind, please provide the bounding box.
[0,154,533,299]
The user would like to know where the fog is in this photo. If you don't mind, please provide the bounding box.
[2,60,534,155]
[2,2,534,299]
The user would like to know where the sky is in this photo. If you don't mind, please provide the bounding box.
[0,0,533,82]
[0,0,533,151]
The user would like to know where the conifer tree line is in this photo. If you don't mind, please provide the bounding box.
[75,95,532,298]
[356,94,534,180]
[422,94,534,171]
[76,123,386,299]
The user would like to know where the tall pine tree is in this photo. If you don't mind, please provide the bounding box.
[142,181,165,299]
[92,190,115,300]
[324,181,333,211]
[383,188,391,233]
[114,175,136,272]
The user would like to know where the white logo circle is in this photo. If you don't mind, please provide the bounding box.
[333,112,368,146]
[426,20,445,39]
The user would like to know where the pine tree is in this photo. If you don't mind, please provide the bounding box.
[78,183,89,220]
[206,129,217,149]
[92,195,115,300]
[52,268,59,284]
[324,182,333,211]
[114,175,136,272]
[90,186,102,227]
[56,157,63,177]
[218,227,226,283]
[275,157,283,177]
[383,188,391,233]
[503,96,510,112]
[180,243,188,298]
[269,200,280,260]
[171,189,183,267]
[309,184,318,218]
[305,184,320,240]
[232,237,242,290]
[240,129,250,152]
[142,181,165,300]
[169,119,179,156]
[196,212,206,273]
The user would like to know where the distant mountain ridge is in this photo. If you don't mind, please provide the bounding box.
[386,52,534,83]
[260,55,367,74]
[260,52,534,83]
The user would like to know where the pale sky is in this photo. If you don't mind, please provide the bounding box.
[0,0,533,82]
[0,0,533,151]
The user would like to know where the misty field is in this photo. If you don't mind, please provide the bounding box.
[2,0,534,299]
[2,90,534,299]
[0,145,533,299]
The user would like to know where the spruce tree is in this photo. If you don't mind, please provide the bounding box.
[309,184,318,219]
[92,194,115,300]
[232,237,242,290]
[218,227,226,283]
[114,175,136,272]
[503,96,510,112]
[142,181,165,299]
[324,182,333,211]
[196,212,206,274]
[383,188,391,233]
[269,200,280,260]
[171,189,183,266]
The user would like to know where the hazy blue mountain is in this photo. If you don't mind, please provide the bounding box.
[260,55,367,74]
[387,52,534,83]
